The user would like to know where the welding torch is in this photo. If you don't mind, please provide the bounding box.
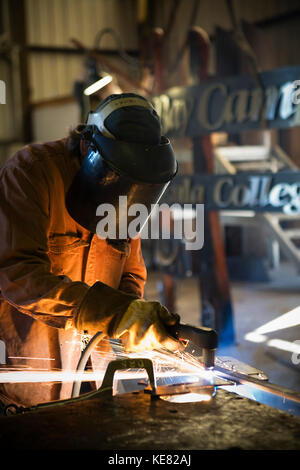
[168,320,218,369]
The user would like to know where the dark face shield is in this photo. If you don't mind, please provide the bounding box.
[66,133,177,237]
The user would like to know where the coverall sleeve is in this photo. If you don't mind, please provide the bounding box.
[0,157,89,329]
[119,237,147,298]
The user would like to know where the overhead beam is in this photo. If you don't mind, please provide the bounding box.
[27,45,139,57]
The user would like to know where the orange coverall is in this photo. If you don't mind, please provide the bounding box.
[0,138,146,406]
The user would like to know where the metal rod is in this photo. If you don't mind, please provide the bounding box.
[215,365,300,416]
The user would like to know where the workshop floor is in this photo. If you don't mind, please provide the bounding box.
[144,262,300,393]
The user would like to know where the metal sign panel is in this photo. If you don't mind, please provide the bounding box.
[152,66,300,137]
[165,171,300,214]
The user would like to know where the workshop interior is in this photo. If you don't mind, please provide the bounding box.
[0,0,300,452]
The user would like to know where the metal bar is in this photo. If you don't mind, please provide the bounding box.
[214,364,300,416]
[178,344,300,415]
[254,8,300,28]
[27,45,139,57]
[30,95,76,109]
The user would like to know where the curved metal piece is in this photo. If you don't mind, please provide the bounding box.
[99,358,156,395]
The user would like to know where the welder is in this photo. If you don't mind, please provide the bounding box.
[0,93,180,407]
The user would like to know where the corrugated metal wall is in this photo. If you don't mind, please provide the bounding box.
[1,0,300,152]
[26,0,138,102]
[26,0,137,48]
[26,0,300,103]
[0,0,138,155]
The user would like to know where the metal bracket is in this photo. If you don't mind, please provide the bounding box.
[99,358,157,395]
[5,358,157,415]
[216,356,268,381]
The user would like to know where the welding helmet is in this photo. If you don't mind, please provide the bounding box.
[66,93,178,237]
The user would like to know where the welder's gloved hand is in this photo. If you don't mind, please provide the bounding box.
[75,281,139,334]
[114,299,182,353]
[75,281,182,353]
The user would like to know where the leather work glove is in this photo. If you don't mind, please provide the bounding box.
[114,299,181,352]
[75,281,182,352]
